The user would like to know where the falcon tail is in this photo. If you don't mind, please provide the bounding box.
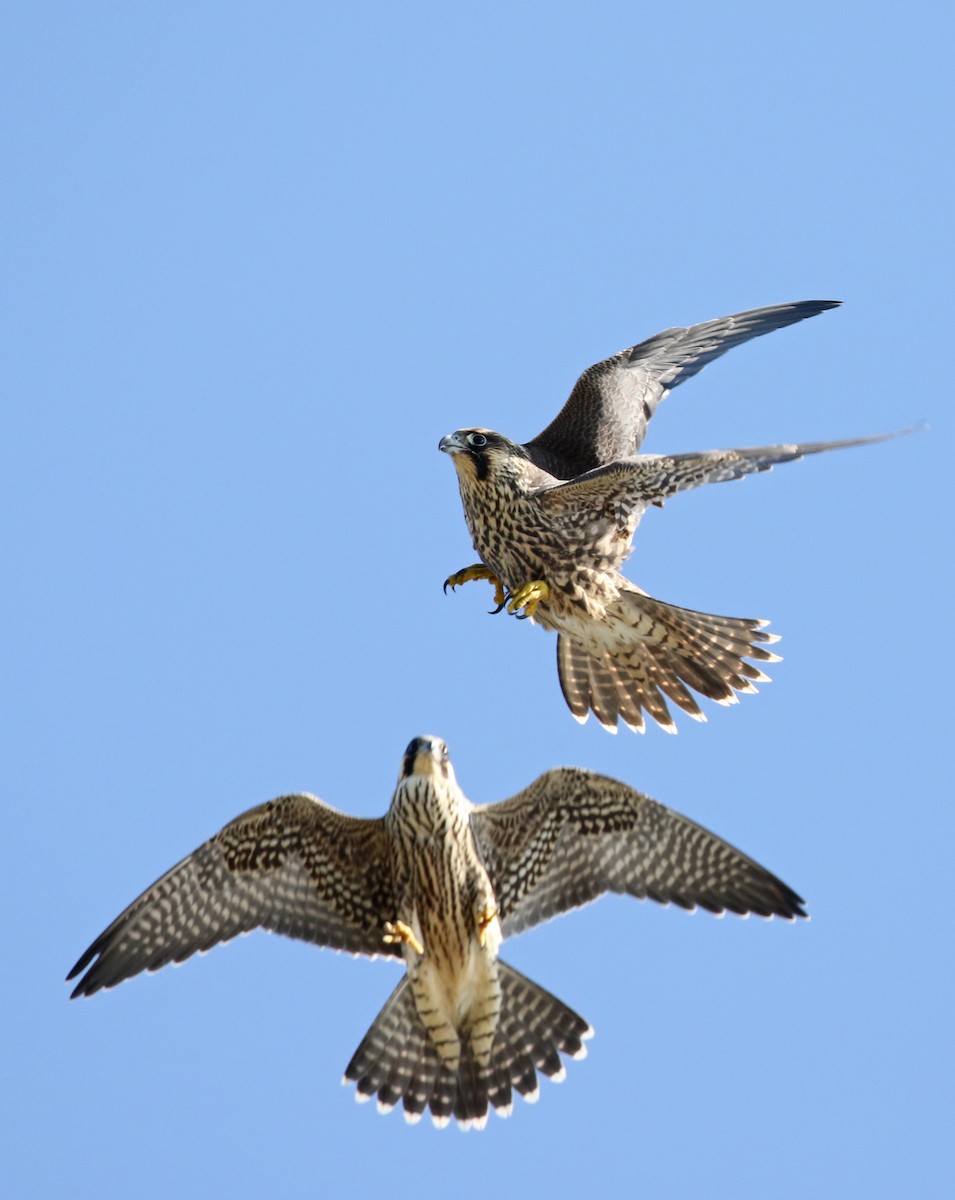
[342,962,592,1130]
[557,591,781,734]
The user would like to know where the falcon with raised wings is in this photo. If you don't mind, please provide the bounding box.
[440,301,893,733]
[68,736,805,1129]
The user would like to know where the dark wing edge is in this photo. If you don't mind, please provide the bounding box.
[67,794,398,998]
[471,768,806,938]
[525,300,840,477]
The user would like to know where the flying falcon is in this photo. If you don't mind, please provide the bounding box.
[440,300,893,734]
[68,735,806,1130]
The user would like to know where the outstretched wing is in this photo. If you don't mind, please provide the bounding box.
[536,431,896,517]
[68,794,398,997]
[470,768,806,937]
[525,300,840,478]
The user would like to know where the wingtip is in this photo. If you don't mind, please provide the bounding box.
[65,947,94,984]
[765,891,809,922]
[883,421,928,440]
[66,956,100,999]
[797,298,841,315]
[791,891,810,921]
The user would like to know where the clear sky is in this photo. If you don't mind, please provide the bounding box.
[4,3,952,1197]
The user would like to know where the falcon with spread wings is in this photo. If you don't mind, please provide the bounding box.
[440,301,893,733]
[68,736,805,1129]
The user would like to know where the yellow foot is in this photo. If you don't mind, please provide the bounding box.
[443,563,506,610]
[476,903,499,948]
[507,579,550,619]
[383,920,424,956]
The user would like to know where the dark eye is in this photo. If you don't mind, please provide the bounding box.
[467,433,488,448]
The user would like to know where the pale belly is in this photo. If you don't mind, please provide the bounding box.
[406,913,503,1071]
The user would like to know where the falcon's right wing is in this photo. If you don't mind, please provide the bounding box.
[525,300,839,478]
[68,794,399,998]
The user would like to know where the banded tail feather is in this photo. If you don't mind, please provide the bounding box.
[343,962,592,1129]
[557,590,779,733]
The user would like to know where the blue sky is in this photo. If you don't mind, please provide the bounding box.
[4,3,952,1197]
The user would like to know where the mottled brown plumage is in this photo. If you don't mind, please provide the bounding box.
[68,736,806,1128]
[440,301,894,733]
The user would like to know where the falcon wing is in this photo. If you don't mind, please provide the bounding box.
[525,300,839,478]
[537,431,896,516]
[470,768,806,938]
[68,793,398,998]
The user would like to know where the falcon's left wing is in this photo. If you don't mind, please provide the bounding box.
[536,432,899,516]
[470,769,806,938]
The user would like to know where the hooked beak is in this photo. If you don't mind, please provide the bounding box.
[438,432,467,455]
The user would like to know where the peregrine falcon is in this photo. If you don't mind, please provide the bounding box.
[68,736,806,1129]
[440,300,893,733]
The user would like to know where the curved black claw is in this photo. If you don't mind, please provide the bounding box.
[491,587,514,615]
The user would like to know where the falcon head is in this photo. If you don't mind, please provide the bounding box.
[395,736,469,831]
[439,428,535,485]
[400,735,455,782]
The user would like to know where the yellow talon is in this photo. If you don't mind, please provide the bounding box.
[383,920,424,956]
[476,903,499,948]
[443,564,506,609]
[507,579,550,618]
